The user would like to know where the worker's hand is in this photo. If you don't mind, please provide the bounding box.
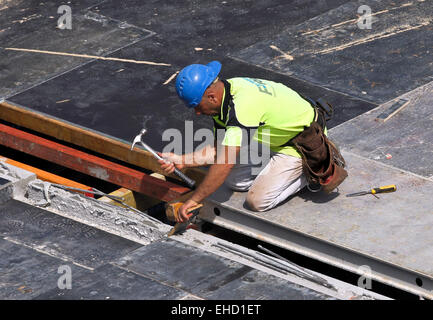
[177,199,199,223]
[157,152,184,174]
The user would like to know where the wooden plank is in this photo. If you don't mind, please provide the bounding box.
[375,98,410,122]
[98,188,137,208]
[0,101,206,185]
[0,123,190,202]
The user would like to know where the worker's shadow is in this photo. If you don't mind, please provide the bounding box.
[208,184,236,203]
[246,187,340,211]
[210,184,340,212]
[255,189,340,211]
[293,188,341,204]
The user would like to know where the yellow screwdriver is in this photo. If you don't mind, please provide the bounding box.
[346,185,397,197]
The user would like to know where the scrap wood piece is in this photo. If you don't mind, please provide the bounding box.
[163,71,179,85]
[269,45,294,61]
[4,47,171,66]
[375,98,410,122]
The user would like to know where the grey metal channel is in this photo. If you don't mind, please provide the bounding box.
[199,200,433,299]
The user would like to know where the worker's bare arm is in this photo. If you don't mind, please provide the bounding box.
[157,144,216,174]
[177,145,239,222]
[183,144,217,168]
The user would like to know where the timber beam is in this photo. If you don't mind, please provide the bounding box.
[0,101,206,185]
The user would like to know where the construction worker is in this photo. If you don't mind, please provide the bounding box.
[158,61,343,223]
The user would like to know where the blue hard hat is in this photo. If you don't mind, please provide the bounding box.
[175,61,222,108]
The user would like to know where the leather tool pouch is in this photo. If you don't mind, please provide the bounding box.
[286,97,348,193]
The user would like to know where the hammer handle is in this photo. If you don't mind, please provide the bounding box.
[173,168,196,189]
[140,141,196,189]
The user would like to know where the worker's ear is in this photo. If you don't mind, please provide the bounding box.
[205,83,222,105]
[204,90,218,105]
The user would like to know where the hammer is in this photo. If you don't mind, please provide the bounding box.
[166,202,203,237]
[131,129,196,189]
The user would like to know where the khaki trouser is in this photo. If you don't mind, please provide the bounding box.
[225,151,307,212]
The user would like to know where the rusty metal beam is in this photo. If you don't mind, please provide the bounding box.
[0,123,190,202]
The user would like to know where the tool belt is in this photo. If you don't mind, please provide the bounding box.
[283,96,348,193]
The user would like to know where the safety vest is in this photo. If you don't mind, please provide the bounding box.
[212,78,315,158]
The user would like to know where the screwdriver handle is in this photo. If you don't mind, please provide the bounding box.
[371,185,396,194]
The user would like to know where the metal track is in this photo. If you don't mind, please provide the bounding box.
[199,200,433,299]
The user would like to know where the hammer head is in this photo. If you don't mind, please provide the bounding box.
[130,128,147,150]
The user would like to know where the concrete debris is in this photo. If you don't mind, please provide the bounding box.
[0,160,36,200]
[24,180,171,246]
[0,161,20,179]
[0,183,13,205]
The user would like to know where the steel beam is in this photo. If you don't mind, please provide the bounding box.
[200,200,433,299]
